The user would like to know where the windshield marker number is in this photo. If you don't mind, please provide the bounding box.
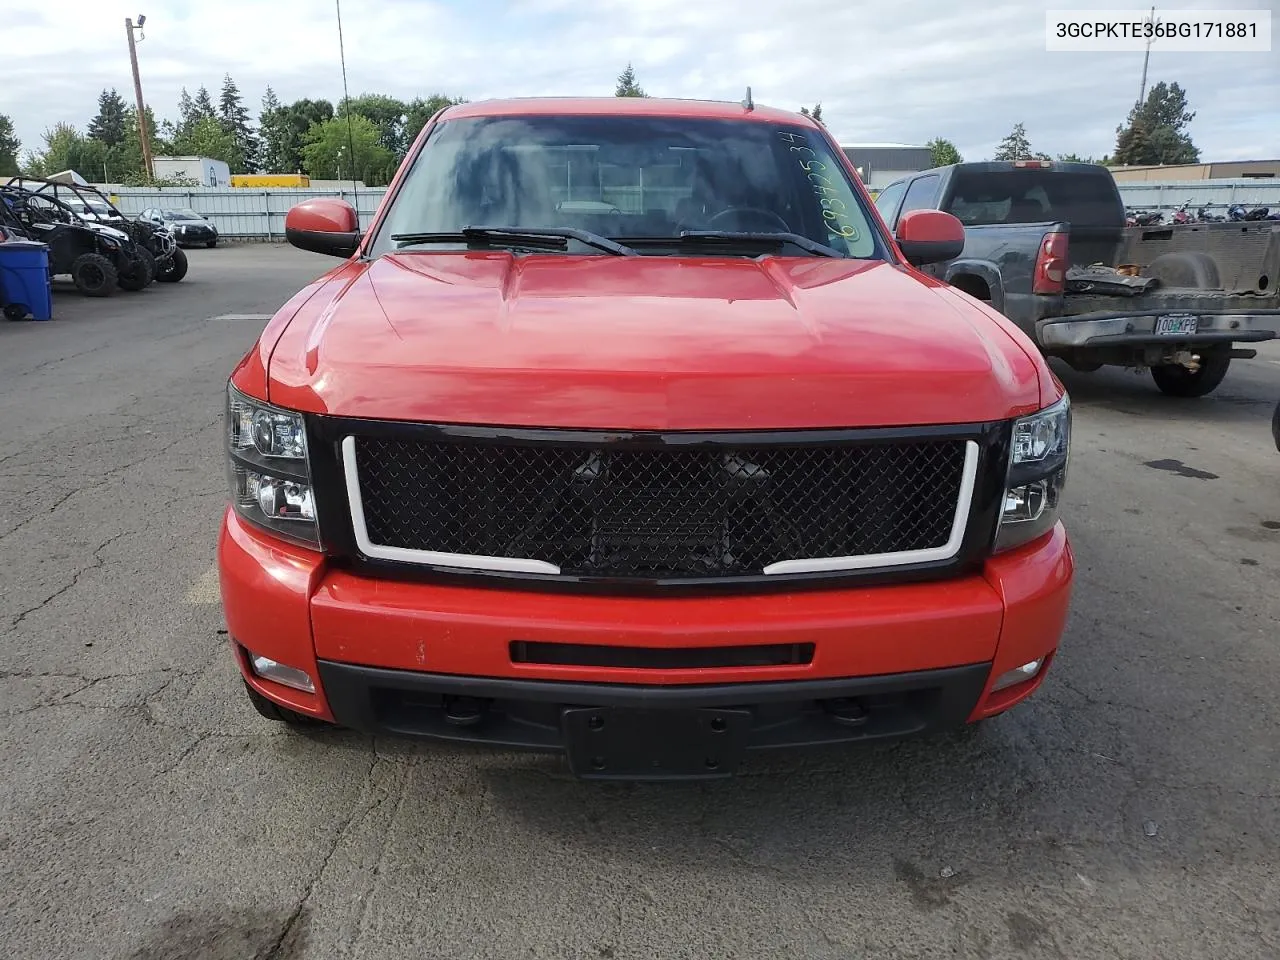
[780,130,860,242]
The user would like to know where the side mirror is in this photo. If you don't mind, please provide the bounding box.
[285,198,361,258]
[895,209,965,266]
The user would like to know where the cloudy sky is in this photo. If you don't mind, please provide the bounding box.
[3,0,1277,164]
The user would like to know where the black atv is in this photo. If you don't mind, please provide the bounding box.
[3,176,186,286]
[0,185,151,296]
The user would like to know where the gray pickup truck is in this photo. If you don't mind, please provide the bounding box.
[874,160,1280,396]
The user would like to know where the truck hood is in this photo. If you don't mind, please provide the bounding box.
[266,253,1044,430]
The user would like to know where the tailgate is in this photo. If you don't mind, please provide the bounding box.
[1117,221,1279,293]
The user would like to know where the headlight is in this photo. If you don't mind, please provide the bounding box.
[226,383,320,546]
[993,395,1070,553]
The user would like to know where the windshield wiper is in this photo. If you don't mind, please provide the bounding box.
[391,226,637,256]
[672,231,846,258]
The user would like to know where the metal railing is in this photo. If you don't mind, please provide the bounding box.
[1116,179,1280,214]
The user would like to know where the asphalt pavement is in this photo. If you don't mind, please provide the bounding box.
[2,244,1278,960]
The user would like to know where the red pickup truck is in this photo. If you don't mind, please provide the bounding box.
[219,97,1074,780]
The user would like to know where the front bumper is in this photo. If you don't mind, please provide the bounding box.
[218,509,1074,774]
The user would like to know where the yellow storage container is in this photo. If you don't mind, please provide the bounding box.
[231,174,311,188]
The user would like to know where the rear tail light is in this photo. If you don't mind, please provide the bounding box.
[1033,232,1068,295]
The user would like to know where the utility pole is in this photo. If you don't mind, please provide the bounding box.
[125,15,154,181]
[1137,6,1156,108]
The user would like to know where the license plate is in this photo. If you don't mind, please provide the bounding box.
[562,707,752,780]
[1154,314,1199,336]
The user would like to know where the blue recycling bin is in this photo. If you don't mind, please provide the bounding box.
[0,240,53,321]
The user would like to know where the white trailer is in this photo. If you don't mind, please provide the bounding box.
[152,156,231,188]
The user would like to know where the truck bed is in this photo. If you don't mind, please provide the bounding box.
[1060,220,1280,318]
[1112,220,1278,294]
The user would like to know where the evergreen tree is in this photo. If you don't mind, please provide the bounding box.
[176,87,196,137]
[218,73,258,172]
[615,63,647,97]
[258,86,292,173]
[1113,81,1199,166]
[799,104,823,122]
[0,114,19,176]
[992,123,1051,162]
[87,88,130,147]
[192,86,217,122]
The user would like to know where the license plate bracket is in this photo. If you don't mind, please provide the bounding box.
[562,706,752,780]
[1154,313,1199,336]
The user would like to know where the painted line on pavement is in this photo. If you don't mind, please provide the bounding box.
[208,314,273,322]
[184,563,222,604]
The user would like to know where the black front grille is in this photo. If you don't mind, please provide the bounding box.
[351,433,969,580]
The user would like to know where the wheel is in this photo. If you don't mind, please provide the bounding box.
[70,252,118,297]
[155,246,188,283]
[1271,399,1280,453]
[4,303,28,321]
[243,679,327,727]
[1151,348,1232,397]
[206,238,217,248]
[117,248,155,291]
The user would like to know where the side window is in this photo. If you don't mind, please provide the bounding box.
[874,181,907,226]
[899,175,941,216]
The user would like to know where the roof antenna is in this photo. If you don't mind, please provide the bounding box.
[742,86,754,112]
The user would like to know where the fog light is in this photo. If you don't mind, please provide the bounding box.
[991,658,1044,693]
[249,653,315,693]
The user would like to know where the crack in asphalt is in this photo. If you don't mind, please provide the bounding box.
[265,753,381,960]
[153,734,207,779]
[0,487,82,542]
[8,529,131,629]
[349,761,412,954]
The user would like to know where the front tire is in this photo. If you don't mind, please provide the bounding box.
[155,246,188,283]
[206,238,217,248]
[71,252,118,297]
[244,679,328,728]
[117,248,155,291]
[1151,349,1231,397]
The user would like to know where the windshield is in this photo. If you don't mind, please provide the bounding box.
[373,115,880,258]
[165,209,203,220]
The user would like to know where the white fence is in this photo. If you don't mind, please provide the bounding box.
[107,186,389,239]
[101,178,1280,240]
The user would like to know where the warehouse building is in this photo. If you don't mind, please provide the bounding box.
[840,143,934,189]
[1109,159,1280,182]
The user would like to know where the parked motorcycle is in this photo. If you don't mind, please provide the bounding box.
[1244,207,1272,221]
[1196,206,1225,222]
[1126,208,1165,226]
[1228,204,1248,221]
[1171,199,1193,224]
